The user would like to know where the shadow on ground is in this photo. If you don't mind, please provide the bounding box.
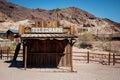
[4,60,23,68]
[4,60,58,69]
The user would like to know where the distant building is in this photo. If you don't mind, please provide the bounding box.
[0,31,6,38]
[6,29,18,41]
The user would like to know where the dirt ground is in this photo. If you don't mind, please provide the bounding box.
[0,59,120,80]
[0,47,120,80]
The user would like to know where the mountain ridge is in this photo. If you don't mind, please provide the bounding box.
[0,0,120,34]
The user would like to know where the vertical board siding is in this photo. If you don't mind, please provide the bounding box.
[25,39,71,67]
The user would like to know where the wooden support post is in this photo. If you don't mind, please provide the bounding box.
[24,45,27,70]
[113,54,115,66]
[70,26,71,34]
[69,39,73,72]
[70,45,73,71]
[108,52,111,65]
[87,51,89,63]
[19,26,25,35]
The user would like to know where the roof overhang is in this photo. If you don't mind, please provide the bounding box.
[21,33,77,40]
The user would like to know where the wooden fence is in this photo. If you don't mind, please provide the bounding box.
[73,51,120,65]
[0,47,10,59]
[113,54,120,65]
[0,47,23,60]
[0,48,120,65]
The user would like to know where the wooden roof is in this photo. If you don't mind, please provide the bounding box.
[7,29,18,34]
[21,34,77,39]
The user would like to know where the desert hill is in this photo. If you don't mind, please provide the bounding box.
[0,0,120,34]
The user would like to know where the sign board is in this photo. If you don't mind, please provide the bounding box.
[31,28,63,33]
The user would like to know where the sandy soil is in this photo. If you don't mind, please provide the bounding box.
[0,47,120,80]
[0,60,120,80]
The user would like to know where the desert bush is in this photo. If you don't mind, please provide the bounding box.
[79,42,93,49]
[78,31,96,49]
[78,31,96,41]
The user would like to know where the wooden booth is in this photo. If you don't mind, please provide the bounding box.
[19,21,77,71]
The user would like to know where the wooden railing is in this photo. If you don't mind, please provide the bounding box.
[0,47,10,59]
[0,48,120,65]
[0,47,23,60]
[113,54,120,65]
[73,51,120,65]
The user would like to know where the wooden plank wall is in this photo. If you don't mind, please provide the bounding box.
[24,39,71,67]
[59,44,71,67]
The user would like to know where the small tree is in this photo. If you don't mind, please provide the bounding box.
[54,8,61,21]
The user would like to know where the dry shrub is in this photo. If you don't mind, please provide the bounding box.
[79,42,93,49]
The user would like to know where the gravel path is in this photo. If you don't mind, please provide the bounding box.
[0,59,120,80]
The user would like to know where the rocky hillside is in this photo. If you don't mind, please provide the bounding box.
[0,0,95,22]
[0,0,120,34]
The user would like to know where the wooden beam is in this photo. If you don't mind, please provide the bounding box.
[108,52,111,65]
[24,44,27,70]
[87,51,89,63]
[69,39,73,72]
[113,54,115,66]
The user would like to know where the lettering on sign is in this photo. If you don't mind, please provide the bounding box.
[31,28,63,33]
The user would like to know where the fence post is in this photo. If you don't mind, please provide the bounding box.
[87,51,89,63]
[113,54,115,66]
[0,49,2,59]
[7,47,9,60]
[108,52,111,65]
